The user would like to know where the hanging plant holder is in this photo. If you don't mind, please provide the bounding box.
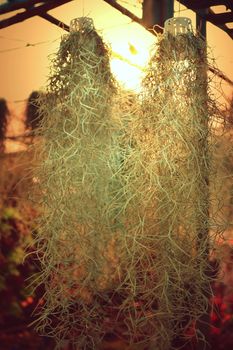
[164,16,192,35]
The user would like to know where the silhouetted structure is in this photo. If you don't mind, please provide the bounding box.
[228,96,233,126]
[25,91,43,131]
[0,98,9,153]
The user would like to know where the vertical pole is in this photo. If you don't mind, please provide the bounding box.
[196,9,211,350]
[142,0,174,32]
[196,9,208,38]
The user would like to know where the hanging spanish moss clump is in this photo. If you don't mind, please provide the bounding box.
[33,17,126,349]
[119,22,221,349]
[0,98,9,153]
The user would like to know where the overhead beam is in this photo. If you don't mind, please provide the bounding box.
[0,0,232,88]
[209,66,233,87]
[179,0,233,10]
[103,0,169,34]
[178,1,233,39]
[205,11,233,24]
[102,0,144,27]
[0,0,73,30]
[206,9,233,38]
[39,12,70,32]
[0,0,44,15]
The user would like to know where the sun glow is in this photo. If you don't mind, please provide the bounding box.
[107,25,156,92]
[110,40,150,92]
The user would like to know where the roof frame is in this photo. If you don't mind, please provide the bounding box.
[177,0,233,39]
[0,0,232,87]
[178,0,233,10]
[0,0,72,30]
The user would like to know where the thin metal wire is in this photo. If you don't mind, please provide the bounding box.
[0,38,59,54]
[0,35,28,43]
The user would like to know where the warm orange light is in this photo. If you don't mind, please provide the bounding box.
[110,40,149,91]
[106,22,156,92]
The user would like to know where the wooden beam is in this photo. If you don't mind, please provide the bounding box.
[102,0,144,27]
[0,0,232,88]
[103,0,167,34]
[207,9,233,39]
[0,0,73,30]
[178,0,233,10]
[0,0,44,15]
[39,12,70,32]
[205,11,233,24]
[209,66,233,87]
[178,1,233,39]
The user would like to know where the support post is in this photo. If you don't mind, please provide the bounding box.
[196,8,208,38]
[142,0,174,32]
[195,14,211,348]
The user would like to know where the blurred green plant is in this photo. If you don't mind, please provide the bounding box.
[0,205,42,326]
[25,91,44,131]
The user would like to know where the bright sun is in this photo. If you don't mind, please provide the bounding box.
[106,25,156,92]
[110,40,150,92]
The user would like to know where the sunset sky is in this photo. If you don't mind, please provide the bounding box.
[0,0,233,119]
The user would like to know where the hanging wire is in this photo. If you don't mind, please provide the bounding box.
[9,99,27,104]
[0,15,232,91]
[0,18,138,55]
[0,19,137,55]
[0,35,28,43]
[0,38,60,54]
